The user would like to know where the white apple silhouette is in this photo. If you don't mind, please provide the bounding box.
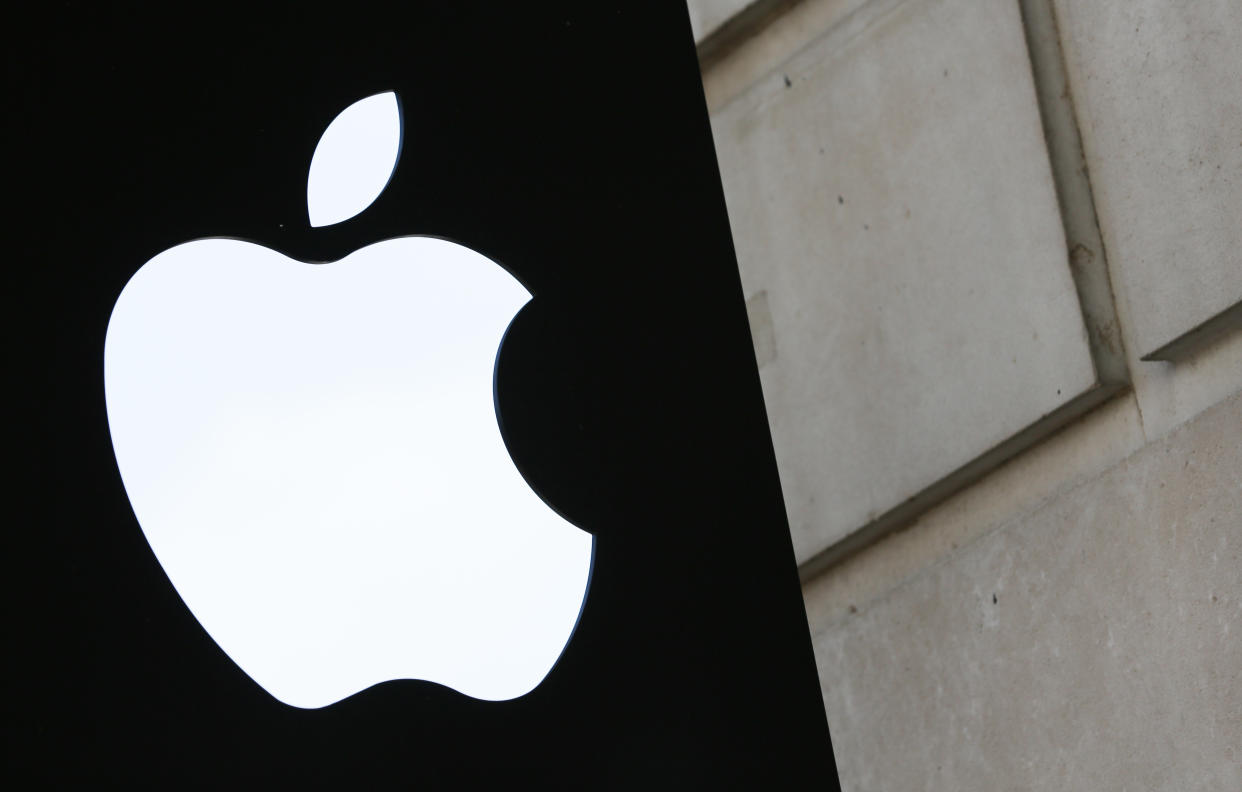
[103,92,593,709]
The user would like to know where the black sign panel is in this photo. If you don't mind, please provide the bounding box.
[12,2,838,785]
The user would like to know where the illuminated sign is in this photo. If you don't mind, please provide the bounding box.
[105,93,593,708]
[13,5,838,786]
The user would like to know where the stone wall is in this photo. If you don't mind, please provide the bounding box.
[690,0,1242,788]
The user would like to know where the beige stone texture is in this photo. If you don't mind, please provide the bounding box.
[1130,327,1242,445]
[687,0,756,43]
[1050,0,1242,362]
[695,0,1242,787]
[712,0,1099,564]
[812,391,1242,792]
[700,0,876,111]
[801,391,1147,628]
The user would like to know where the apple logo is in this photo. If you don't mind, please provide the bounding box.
[103,92,594,709]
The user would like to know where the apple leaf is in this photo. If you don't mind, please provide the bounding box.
[307,92,402,227]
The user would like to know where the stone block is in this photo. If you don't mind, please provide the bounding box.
[711,0,1099,563]
[1051,0,1242,361]
[813,390,1242,791]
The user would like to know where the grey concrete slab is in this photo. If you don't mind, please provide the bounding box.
[1051,0,1242,361]
[711,0,1100,564]
[813,390,1242,792]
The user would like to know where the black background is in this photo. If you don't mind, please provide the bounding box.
[10,2,839,786]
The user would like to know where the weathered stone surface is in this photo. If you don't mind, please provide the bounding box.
[711,0,1097,563]
[1129,327,1242,446]
[814,391,1242,792]
[687,0,755,43]
[802,391,1147,631]
[1051,0,1242,360]
[700,0,874,111]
